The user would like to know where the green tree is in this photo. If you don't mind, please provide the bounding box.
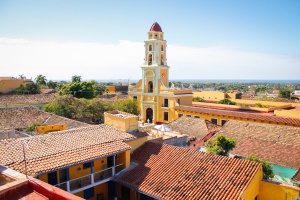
[26,122,44,132]
[111,99,138,115]
[205,134,236,156]
[218,99,236,105]
[71,75,81,82]
[95,85,107,95]
[44,95,81,118]
[47,80,58,89]
[60,81,95,99]
[246,154,274,180]
[35,74,47,86]
[279,89,291,98]
[15,83,40,94]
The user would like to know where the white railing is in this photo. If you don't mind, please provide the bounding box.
[54,164,124,193]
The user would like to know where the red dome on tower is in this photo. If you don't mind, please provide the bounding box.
[149,22,162,32]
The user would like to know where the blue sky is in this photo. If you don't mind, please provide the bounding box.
[0,0,299,81]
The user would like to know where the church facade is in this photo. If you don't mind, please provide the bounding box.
[128,22,193,124]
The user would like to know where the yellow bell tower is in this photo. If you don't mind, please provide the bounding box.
[128,22,193,124]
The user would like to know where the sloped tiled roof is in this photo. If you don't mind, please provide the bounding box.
[167,116,220,139]
[217,121,300,168]
[0,94,55,106]
[0,106,89,130]
[115,142,261,200]
[0,125,135,176]
[174,105,300,126]
[292,169,300,182]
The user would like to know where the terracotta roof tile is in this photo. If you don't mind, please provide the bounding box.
[0,106,89,130]
[167,116,220,139]
[115,142,261,200]
[0,125,135,175]
[217,120,300,168]
[175,105,300,126]
[0,94,55,106]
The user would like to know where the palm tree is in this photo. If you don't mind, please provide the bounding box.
[18,74,25,79]
[35,74,47,86]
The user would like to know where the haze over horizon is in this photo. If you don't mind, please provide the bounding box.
[0,0,299,80]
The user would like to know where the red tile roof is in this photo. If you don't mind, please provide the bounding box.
[115,142,261,200]
[217,121,300,168]
[0,125,135,176]
[149,22,162,32]
[0,106,89,130]
[174,105,300,126]
[167,116,221,140]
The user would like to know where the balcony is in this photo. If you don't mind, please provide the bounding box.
[54,164,123,193]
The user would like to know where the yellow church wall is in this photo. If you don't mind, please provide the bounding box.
[258,180,300,200]
[36,124,66,134]
[274,109,300,119]
[160,69,168,86]
[241,167,262,200]
[0,79,27,93]
[126,137,148,152]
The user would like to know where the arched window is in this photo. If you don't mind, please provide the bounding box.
[149,44,152,51]
[161,44,164,51]
[148,81,153,93]
[148,54,152,65]
[161,54,164,65]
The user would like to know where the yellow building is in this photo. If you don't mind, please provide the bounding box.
[0,76,33,93]
[128,22,193,124]
[193,90,241,101]
[104,110,138,132]
[0,125,134,200]
[36,124,67,134]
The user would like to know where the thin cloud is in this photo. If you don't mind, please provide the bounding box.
[0,38,299,80]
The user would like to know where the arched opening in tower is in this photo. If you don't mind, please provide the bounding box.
[148,54,152,65]
[148,81,153,93]
[149,44,152,51]
[161,54,164,65]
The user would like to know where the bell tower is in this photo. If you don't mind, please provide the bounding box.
[142,22,169,94]
[129,22,193,124]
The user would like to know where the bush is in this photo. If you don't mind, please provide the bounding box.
[26,122,44,132]
[218,99,236,105]
[193,96,204,102]
[246,154,274,180]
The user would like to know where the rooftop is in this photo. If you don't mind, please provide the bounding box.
[217,120,300,168]
[0,106,89,130]
[149,22,162,32]
[174,105,300,126]
[0,165,83,200]
[105,110,137,119]
[0,125,135,176]
[167,116,221,139]
[115,141,261,200]
[0,94,55,106]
